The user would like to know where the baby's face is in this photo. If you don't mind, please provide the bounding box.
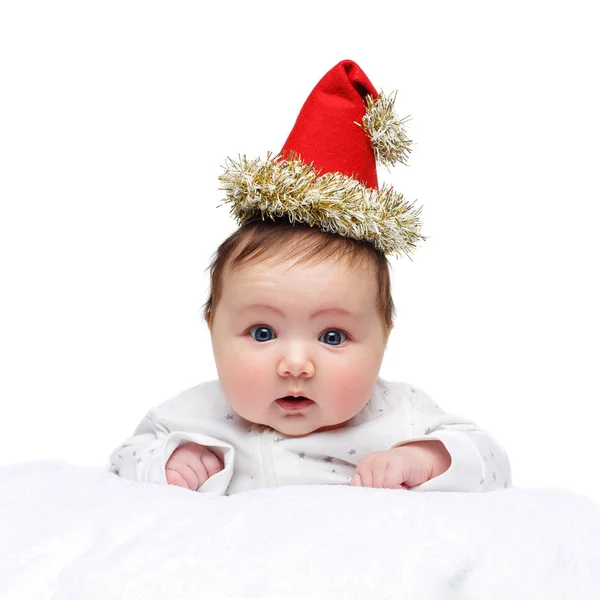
[209,254,388,436]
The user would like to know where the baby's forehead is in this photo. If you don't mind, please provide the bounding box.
[223,256,378,313]
[216,225,383,306]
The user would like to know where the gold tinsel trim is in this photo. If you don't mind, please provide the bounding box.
[359,91,412,168]
[218,153,425,258]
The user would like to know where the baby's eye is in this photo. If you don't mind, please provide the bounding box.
[319,330,347,346]
[249,326,276,342]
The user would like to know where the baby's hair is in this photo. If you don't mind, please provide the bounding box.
[203,218,395,337]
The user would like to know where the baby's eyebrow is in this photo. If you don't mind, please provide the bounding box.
[310,307,356,319]
[239,304,357,319]
[239,304,286,316]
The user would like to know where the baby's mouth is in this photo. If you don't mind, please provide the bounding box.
[275,396,315,411]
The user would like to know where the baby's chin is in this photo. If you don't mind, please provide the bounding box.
[233,405,353,436]
[266,419,350,437]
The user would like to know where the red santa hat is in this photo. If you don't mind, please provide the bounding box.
[219,59,424,257]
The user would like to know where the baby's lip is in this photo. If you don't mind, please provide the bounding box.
[278,392,312,401]
[276,396,315,411]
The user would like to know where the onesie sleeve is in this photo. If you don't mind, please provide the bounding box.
[107,410,235,496]
[392,386,511,493]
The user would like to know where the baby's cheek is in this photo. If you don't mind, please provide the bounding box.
[222,353,271,404]
[327,362,376,414]
[219,343,263,380]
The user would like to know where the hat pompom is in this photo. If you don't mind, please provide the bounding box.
[360,91,412,168]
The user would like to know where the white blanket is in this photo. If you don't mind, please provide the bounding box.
[1,461,599,600]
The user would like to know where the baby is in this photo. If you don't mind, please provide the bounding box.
[108,60,511,495]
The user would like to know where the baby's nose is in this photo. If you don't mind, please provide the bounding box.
[277,346,315,378]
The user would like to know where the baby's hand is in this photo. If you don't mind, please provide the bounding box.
[350,441,451,489]
[165,442,224,490]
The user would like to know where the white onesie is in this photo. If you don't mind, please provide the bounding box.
[108,377,511,495]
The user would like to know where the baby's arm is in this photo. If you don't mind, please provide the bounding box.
[108,412,164,481]
[394,386,511,492]
[108,410,234,494]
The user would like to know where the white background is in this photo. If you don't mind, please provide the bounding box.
[1,2,598,503]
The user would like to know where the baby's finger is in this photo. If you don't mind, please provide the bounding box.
[350,472,362,486]
[166,467,192,489]
[179,451,212,487]
[383,464,410,490]
[200,449,224,478]
[165,468,184,488]
[371,460,390,488]
[186,462,207,490]
[356,466,373,488]
[177,462,206,491]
